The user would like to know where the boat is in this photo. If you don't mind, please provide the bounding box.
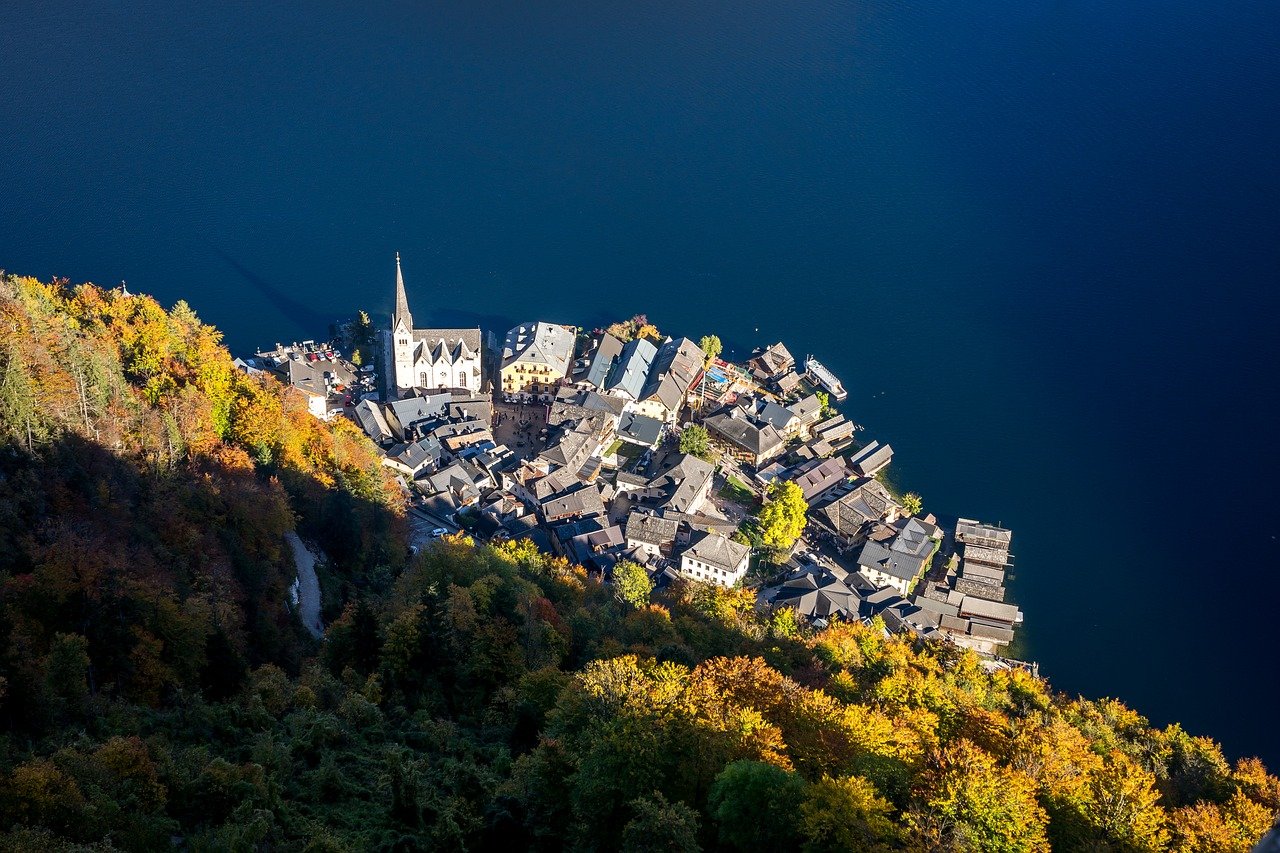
[804,356,847,400]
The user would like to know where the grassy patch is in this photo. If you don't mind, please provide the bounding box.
[604,438,623,456]
[719,475,756,505]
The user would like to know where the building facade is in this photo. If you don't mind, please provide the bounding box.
[385,254,483,399]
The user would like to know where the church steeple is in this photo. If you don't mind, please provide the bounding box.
[393,252,412,332]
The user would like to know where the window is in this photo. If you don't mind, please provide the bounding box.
[458,373,467,388]
[420,372,428,387]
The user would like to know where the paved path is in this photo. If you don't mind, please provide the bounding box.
[285,532,324,639]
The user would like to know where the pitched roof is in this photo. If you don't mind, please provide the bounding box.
[787,393,823,423]
[684,531,750,573]
[753,341,794,376]
[854,539,925,582]
[617,411,664,447]
[817,478,899,534]
[606,338,658,400]
[641,337,704,413]
[542,486,606,520]
[584,333,625,389]
[411,329,483,360]
[502,321,575,376]
[354,399,393,441]
[393,252,412,330]
[704,410,784,458]
[625,512,678,546]
[849,440,894,475]
[649,454,715,514]
[790,457,851,502]
[755,400,798,432]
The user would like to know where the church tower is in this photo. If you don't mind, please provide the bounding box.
[391,253,415,394]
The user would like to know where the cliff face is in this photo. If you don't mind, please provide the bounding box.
[0,275,1275,852]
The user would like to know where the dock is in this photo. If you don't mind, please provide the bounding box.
[804,356,847,400]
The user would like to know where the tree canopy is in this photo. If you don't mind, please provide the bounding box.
[758,480,808,553]
[0,275,1274,852]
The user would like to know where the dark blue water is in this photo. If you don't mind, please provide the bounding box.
[5,1,1279,764]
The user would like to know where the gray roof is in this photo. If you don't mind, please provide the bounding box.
[649,454,715,514]
[617,411,664,447]
[849,440,894,475]
[584,333,625,389]
[817,478,899,535]
[955,518,1013,548]
[641,337,704,413]
[502,321,575,376]
[684,531,751,573]
[770,568,861,620]
[854,539,927,583]
[625,511,678,546]
[787,393,823,423]
[756,400,797,432]
[958,596,1020,624]
[606,337,658,400]
[353,399,393,442]
[387,393,450,428]
[542,486,606,521]
[704,410,785,458]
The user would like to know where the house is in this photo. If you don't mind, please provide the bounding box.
[384,255,483,397]
[787,393,824,439]
[680,531,751,588]
[616,411,664,448]
[384,393,451,442]
[549,387,627,428]
[624,511,679,559]
[500,321,576,401]
[422,458,492,507]
[848,440,894,477]
[813,477,903,546]
[353,399,394,445]
[646,453,715,515]
[753,398,799,437]
[788,457,852,503]
[581,333,625,390]
[541,485,607,523]
[604,338,658,402]
[749,341,795,379]
[766,566,864,624]
[703,408,785,468]
[811,415,856,447]
[383,437,442,479]
[634,337,704,423]
[774,370,804,396]
[851,519,937,597]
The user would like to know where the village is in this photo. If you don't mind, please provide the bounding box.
[237,255,1030,670]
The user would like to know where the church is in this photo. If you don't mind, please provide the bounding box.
[383,254,484,399]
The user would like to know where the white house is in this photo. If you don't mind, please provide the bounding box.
[385,254,483,398]
[680,531,751,588]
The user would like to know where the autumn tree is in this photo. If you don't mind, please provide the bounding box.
[613,561,655,610]
[758,480,808,554]
[699,335,722,363]
[800,774,901,853]
[902,492,923,516]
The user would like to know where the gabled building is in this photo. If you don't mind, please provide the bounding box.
[704,408,785,468]
[604,337,658,402]
[848,439,894,477]
[624,511,679,559]
[385,393,451,442]
[789,457,853,503]
[680,531,751,588]
[385,254,483,398]
[501,321,576,401]
[749,341,795,379]
[616,411,664,448]
[646,453,715,515]
[353,399,394,445]
[635,337,704,423]
[580,333,625,390]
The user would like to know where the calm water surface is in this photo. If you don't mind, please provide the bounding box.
[4,1,1279,763]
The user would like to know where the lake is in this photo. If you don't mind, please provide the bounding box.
[4,0,1278,764]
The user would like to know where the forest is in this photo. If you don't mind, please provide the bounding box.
[0,274,1274,851]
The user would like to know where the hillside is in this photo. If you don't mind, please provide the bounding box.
[0,274,1274,852]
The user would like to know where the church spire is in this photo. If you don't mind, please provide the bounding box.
[393,252,412,331]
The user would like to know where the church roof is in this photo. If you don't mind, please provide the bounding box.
[393,253,412,331]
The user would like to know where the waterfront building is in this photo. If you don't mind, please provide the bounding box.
[385,254,483,398]
[500,320,576,401]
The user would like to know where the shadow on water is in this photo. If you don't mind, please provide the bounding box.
[212,248,332,335]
